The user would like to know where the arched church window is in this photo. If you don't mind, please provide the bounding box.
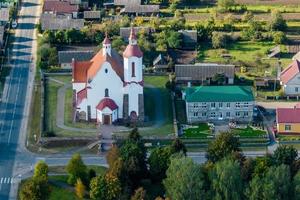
[105,88,109,97]
[132,62,135,77]
[105,68,108,73]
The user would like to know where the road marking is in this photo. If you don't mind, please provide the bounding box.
[7,73,22,144]
[0,177,16,185]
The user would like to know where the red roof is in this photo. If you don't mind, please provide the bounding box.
[123,45,143,58]
[96,98,118,111]
[43,1,78,14]
[73,49,124,83]
[280,60,300,84]
[277,108,300,123]
[77,88,87,105]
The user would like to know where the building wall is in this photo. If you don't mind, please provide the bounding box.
[283,73,300,95]
[123,56,143,119]
[277,123,300,134]
[186,101,254,123]
[75,61,124,120]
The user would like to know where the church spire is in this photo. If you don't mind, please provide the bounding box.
[102,32,111,56]
[128,27,137,45]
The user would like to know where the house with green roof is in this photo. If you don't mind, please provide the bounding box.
[183,86,255,123]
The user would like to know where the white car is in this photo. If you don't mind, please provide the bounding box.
[12,20,17,28]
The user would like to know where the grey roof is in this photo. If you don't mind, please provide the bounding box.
[114,0,141,6]
[175,63,235,81]
[83,11,101,19]
[120,26,151,41]
[122,4,159,13]
[41,13,84,30]
[0,8,9,22]
[58,50,94,64]
[178,30,197,45]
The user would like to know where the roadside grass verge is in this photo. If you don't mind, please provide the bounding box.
[231,126,267,137]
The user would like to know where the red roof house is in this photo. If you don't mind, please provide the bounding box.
[276,107,300,134]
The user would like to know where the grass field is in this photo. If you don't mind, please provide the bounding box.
[232,126,267,137]
[142,75,174,136]
[183,123,212,138]
[44,76,98,137]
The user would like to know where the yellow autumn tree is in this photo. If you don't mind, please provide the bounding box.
[75,178,85,199]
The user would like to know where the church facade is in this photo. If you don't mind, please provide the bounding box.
[72,28,144,125]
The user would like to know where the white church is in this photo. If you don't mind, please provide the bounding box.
[72,28,144,125]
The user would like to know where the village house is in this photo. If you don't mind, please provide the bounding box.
[175,63,235,85]
[43,0,79,18]
[113,0,159,16]
[183,86,254,123]
[280,59,300,96]
[58,50,94,69]
[276,107,300,134]
[41,13,84,30]
[72,28,144,124]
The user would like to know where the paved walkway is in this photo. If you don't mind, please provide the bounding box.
[257,101,299,109]
[56,83,98,133]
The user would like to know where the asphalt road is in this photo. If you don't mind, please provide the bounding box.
[0,0,40,199]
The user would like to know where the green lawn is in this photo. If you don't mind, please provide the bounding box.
[44,76,98,137]
[141,75,174,136]
[175,100,187,124]
[183,123,212,138]
[231,126,267,137]
[49,185,78,200]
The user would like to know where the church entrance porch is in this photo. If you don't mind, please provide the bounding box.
[103,114,112,125]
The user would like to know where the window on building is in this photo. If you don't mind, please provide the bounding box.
[236,112,240,117]
[226,112,230,117]
[105,68,108,73]
[211,102,215,108]
[296,87,299,93]
[131,62,136,77]
[210,112,216,118]
[219,102,223,108]
[285,125,292,131]
[226,103,230,108]
[244,112,249,117]
[193,112,198,117]
[202,112,206,117]
[236,103,241,108]
[105,88,109,97]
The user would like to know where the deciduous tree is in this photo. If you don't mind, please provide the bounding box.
[66,154,87,185]
[206,132,240,162]
[210,158,243,200]
[163,156,205,200]
[33,161,48,181]
[75,178,86,199]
